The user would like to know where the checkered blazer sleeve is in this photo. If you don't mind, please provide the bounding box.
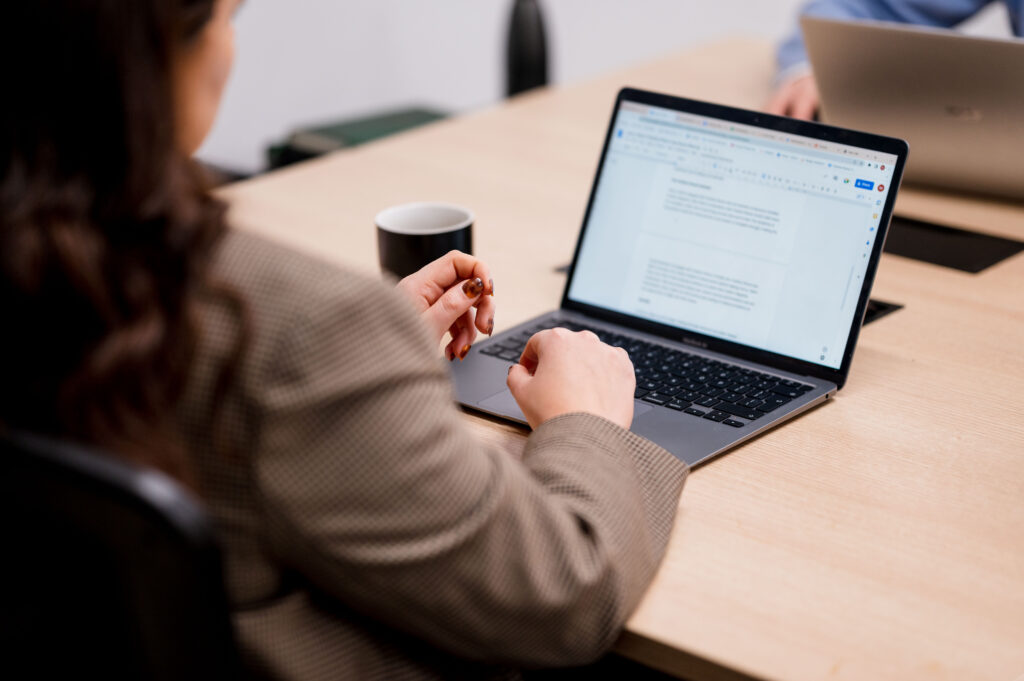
[247,250,688,669]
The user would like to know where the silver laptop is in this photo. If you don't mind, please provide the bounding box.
[452,88,908,467]
[802,15,1024,201]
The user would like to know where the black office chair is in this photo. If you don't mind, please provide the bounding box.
[507,0,548,96]
[0,431,244,680]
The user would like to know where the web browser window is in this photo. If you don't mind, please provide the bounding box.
[568,101,898,370]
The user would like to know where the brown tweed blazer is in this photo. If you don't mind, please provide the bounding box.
[178,230,688,681]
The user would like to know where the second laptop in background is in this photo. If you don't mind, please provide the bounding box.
[803,15,1024,201]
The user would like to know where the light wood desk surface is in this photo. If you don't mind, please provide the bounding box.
[219,40,1024,681]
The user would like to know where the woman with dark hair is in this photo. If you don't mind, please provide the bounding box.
[0,1,687,679]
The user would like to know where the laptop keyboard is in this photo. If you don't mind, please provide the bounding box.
[478,321,814,428]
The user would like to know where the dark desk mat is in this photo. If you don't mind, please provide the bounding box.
[884,216,1024,273]
[863,298,903,325]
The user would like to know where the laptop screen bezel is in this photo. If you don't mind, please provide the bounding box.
[559,87,909,389]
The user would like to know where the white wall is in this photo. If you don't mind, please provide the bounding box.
[197,0,1011,173]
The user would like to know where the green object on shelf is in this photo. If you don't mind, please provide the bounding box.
[268,107,447,169]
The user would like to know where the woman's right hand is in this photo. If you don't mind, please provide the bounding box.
[506,328,636,430]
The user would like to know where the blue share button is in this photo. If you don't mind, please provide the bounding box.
[855,179,875,190]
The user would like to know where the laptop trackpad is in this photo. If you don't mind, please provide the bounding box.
[478,389,654,428]
[478,389,528,423]
[630,402,655,428]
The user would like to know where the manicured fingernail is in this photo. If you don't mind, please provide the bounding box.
[462,278,484,298]
[459,344,471,360]
[488,279,495,296]
[486,319,494,336]
[447,348,455,362]
[507,364,514,375]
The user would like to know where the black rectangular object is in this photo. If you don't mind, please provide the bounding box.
[863,298,903,325]
[884,216,1024,273]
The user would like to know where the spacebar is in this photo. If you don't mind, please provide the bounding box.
[712,402,763,421]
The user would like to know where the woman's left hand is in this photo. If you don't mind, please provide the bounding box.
[395,251,496,361]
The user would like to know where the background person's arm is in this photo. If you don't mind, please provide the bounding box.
[771,0,996,118]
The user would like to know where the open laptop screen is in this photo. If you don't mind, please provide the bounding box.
[566,98,899,370]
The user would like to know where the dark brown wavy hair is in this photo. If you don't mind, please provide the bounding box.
[0,0,242,485]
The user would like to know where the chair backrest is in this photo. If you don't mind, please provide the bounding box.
[507,0,548,96]
[0,431,243,680]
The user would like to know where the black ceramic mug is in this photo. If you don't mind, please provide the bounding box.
[375,202,474,279]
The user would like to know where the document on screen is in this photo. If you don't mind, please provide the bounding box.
[568,105,896,368]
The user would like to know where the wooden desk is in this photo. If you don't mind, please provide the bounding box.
[219,40,1024,681]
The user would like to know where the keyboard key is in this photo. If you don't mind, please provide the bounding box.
[713,402,763,420]
[667,400,691,411]
[642,394,668,406]
[497,350,520,361]
[770,385,803,398]
[723,419,745,428]
[634,388,649,399]
[739,398,765,408]
[684,408,707,417]
[717,392,742,403]
[703,411,728,422]
[756,396,792,412]
[480,346,505,356]
[695,396,719,408]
